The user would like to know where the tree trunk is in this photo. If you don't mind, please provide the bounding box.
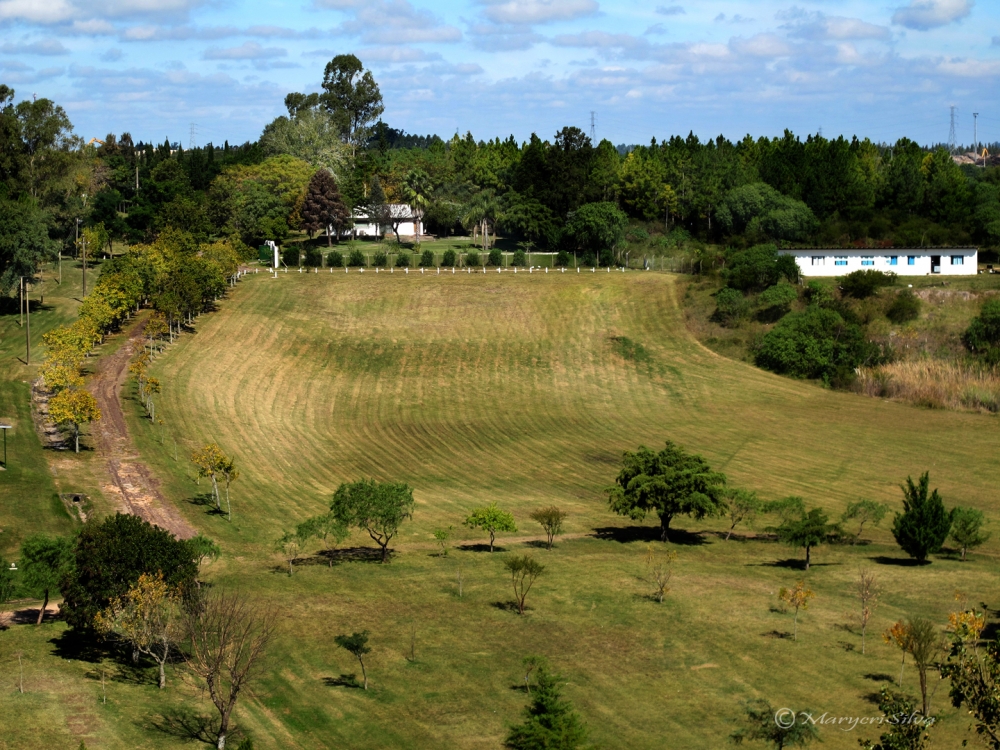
[919,668,928,716]
[36,589,49,625]
[659,513,672,542]
[961,546,967,561]
[158,645,168,689]
[793,609,798,641]
[489,530,495,552]
[380,542,388,563]
[804,544,811,570]
[74,424,80,453]
[327,230,332,248]
[211,475,220,510]
[899,653,905,686]
[726,524,735,541]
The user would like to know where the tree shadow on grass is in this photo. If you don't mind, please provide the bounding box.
[869,556,927,567]
[323,674,362,689]
[523,540,551,550]
[861,692,883,706]
[188,492,227,516]
[457,543,506,553]
[10,607,59,625]
[148,708,217,745]
[49,628,114,664]
[762,630,793,639]
[492,601,523,614]
[592,526,707,545]
[863,673,895,683]
[749,559,840,570]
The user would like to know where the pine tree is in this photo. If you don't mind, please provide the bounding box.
[505,664,587,750]
[892,472,951,563]
[300,170,349,247]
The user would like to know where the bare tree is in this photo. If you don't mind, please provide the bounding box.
[855,567,880,655]
[185,590,277,750]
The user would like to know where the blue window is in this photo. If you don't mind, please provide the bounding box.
[887,256,898,266]
[834,256,847,266]
[951,255,963,265]
[861,257,874,266]
[908,256,916,265]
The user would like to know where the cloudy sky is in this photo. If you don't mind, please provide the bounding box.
[1,0,997,148]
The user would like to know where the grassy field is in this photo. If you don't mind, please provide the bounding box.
[3,268,1000,748]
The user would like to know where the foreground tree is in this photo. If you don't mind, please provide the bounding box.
[300,170,349,246]
[942,610,998,748]
[908,618,944,717]
[504,555,544,615]
[334,631,371,690]
[772,506,840,570]
[892,473,951,563]
[191,443,228,511]
[607,441,727,542]
[330,479,414,562]
[643,544,677,603]
[949,507,990,561]
[884,620,914,686]
[505,663,588,750]
[20,534,72,625]
[62,513,197,631]
[529,507,567,550]
[465,503,517,552]
[859,687,933,750]
[730,698,818,749]
[95,572,182,689]
[841,500,889,544]
[185,590,277,750]
[778,581,814,641]
[48,388,101,453]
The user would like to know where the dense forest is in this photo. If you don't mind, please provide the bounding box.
[3,54,1000,292]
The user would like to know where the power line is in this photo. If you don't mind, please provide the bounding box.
[189,122,198,150]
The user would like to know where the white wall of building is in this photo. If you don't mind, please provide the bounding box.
[779,249,977,277]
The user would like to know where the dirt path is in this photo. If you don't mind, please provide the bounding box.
[90,319,196,539]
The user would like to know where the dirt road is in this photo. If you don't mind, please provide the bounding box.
[90,319,196,539]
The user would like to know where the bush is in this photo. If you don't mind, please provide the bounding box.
[419,250,435,267]
[724,244,796,292]
[395,252,411,268]
[713,287,748,326]
[755,306,884,381]
[304,248,323,267]
[963,299,1000,354]
[373,250,387,267]
[804,280,834,306]
[487,249,503,267]
[441,249,457,267]
[347,249,366,267]
[839,269,895,299]
[511,249,527,267]
[466,250,481,267]
[555,250,571,267]
[282,247,300,267]
[757,282,798,321]
[886,290,921,324]
[326,250,344,268]
[582,251,597,267]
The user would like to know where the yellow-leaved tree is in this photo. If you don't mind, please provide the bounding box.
[95,572,182,689]
[48,388,101,453]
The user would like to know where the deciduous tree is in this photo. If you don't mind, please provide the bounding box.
[908,618,944,717]
[772,506,840,570]
[841,500,889,544]
[855,567,880,655]
[778,581,814,641]
[335,631,371,690]
[20,534,71,625]
[942,610,998,748]
[725,489,761,541]
[859,687,933,750]
[884,620,914,686]
[296,513,349,567]
[465,503,517,552]
[949,507,990,561]
[730,698,819,749]
[48,388,101,453]
[643,544,677,603]
[504,555,544,615]
[330,479,414,563]
[529,507,567,550]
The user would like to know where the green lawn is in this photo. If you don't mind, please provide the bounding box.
[3,269,1000,749]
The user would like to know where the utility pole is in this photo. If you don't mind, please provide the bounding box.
[81,236,87,298]
[974,112,979,164]
[589,111,596,143]
[25,280,29,365]
[949,105,957,152]
[18,277,23,327]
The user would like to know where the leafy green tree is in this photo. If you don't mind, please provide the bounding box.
[772,507,840,570]
[758,282,798,320]
[505,663,588,749]
[319,54,384,158]
[465,503,517,552]
[724,489,762,541]
[296,512,349,567]
[188,534,220,586]
[335,631,371,689]
[949,507,989,562]
[433,526,453,557]
[0,558,15,608]
[723,244,797,293]
[441,249,457,267]
[839,269,895,300]
[330,479,415,563]
[274,531,303,576]
[259,107,347,174]
[859,687,932,750]
[607,441,727,542]
[61,513,198,631]
[0,195,56,295]
[714,287,749,326]
[886,290,921,324]
[730,698,819,749]
[529,507,568,550]
[564,202,627,265]
[505,555,544,615]
[942,617,1000,748]
[841,500,890,544]
[48,388,101,453]
[715,183,818,242]
[892,473,951,563]
[20,534,72,625]
[963,299,1000,358]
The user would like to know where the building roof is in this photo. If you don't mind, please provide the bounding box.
[779,246,978,252]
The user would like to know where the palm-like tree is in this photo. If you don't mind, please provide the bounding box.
[402,169,433,238]
[460,190,502,255]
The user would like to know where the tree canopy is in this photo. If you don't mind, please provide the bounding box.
[330,479,415,562]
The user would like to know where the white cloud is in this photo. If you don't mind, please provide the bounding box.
[476,0,598,25]
[656,5,684,15]
[337,0,462,44]
[0,39,70,55]
[357,46,442,63]
[783,13,891,41]
[0,0,75,23]
[203,42,287,60]
[551,31,649,51]
[467,22,542,50]
[892,0,973,30]
[730,33,791,58]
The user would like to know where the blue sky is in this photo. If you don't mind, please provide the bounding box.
[1,0,998,148]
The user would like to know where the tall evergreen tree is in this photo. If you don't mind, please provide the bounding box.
[300,170,349,246]
[892,472,951,563]
[506,664,587,750]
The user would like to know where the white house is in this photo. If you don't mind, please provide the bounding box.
[350,204,421,239]
[778,248,978,277]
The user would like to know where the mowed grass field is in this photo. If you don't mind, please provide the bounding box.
[4,268,1000,749]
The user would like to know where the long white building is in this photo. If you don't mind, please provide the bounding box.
[778,247,978,277]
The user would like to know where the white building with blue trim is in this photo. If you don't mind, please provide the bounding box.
[778,248,978,277]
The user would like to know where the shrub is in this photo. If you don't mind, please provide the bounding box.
[326,250,344,268]
[582,251,597,267]
[757,282,798,319]
[419,250,435,267]
[555,250,571,266]
[282,247,300,267]
[724,244,794,292]
[511,249,527,267]
[487,249,503,267]
[373,250,387,267]
[441,249,457,267]
[963,299,1000,354]
[840,269,895,299]
[303,248,323,267]
[886,290,921,324]
[466,250,481,267]
[804,280,834,306]
[395,253,411,268]
[347,249,366,267]
[713,287,748,326]
[755,306,883,381]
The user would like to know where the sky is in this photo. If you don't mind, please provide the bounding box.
[0,0,998,149]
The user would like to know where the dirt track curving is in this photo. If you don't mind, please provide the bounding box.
[90,319,196,539]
